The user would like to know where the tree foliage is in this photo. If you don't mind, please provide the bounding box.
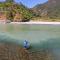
[0,1,33,22]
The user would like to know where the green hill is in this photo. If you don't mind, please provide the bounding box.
[0,0,33,22]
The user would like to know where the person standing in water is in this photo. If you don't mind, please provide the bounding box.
[24,40,30,49]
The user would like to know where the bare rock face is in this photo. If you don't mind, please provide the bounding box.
[0,12,7,20]
[32,0,60,19]
[0,43,30,60]
[48,0,57,5]
[48,0,60,7]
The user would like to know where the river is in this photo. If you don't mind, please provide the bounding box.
[0,24,60,59]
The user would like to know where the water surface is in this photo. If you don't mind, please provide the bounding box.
[0,24,60,59]
[0,24,60,48]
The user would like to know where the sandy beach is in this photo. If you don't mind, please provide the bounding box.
[10,22,60,24]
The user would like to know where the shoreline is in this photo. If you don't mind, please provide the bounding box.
[0,21,60,24]
[10,22,60,24]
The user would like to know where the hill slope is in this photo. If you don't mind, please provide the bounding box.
[0,1,33,22]
[32,0,60,20]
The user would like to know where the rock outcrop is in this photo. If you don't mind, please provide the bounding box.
[0,43,54,60]
[32,0,60,19]
[48,0,60,7]
[0,11,7,21]
[0,43,29,60]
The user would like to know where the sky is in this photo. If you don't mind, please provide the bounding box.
[0,0,48,8]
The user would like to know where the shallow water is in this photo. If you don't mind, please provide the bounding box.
[0,24,60,48]
[0,24,60,59]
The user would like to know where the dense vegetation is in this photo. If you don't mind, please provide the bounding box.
[0,0,33,22]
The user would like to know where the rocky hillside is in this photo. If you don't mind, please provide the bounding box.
[0,0,60,21]
[32,0,60,19]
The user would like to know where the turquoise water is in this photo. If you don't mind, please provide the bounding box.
[0,24,60,50]
[0,24,60,59]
